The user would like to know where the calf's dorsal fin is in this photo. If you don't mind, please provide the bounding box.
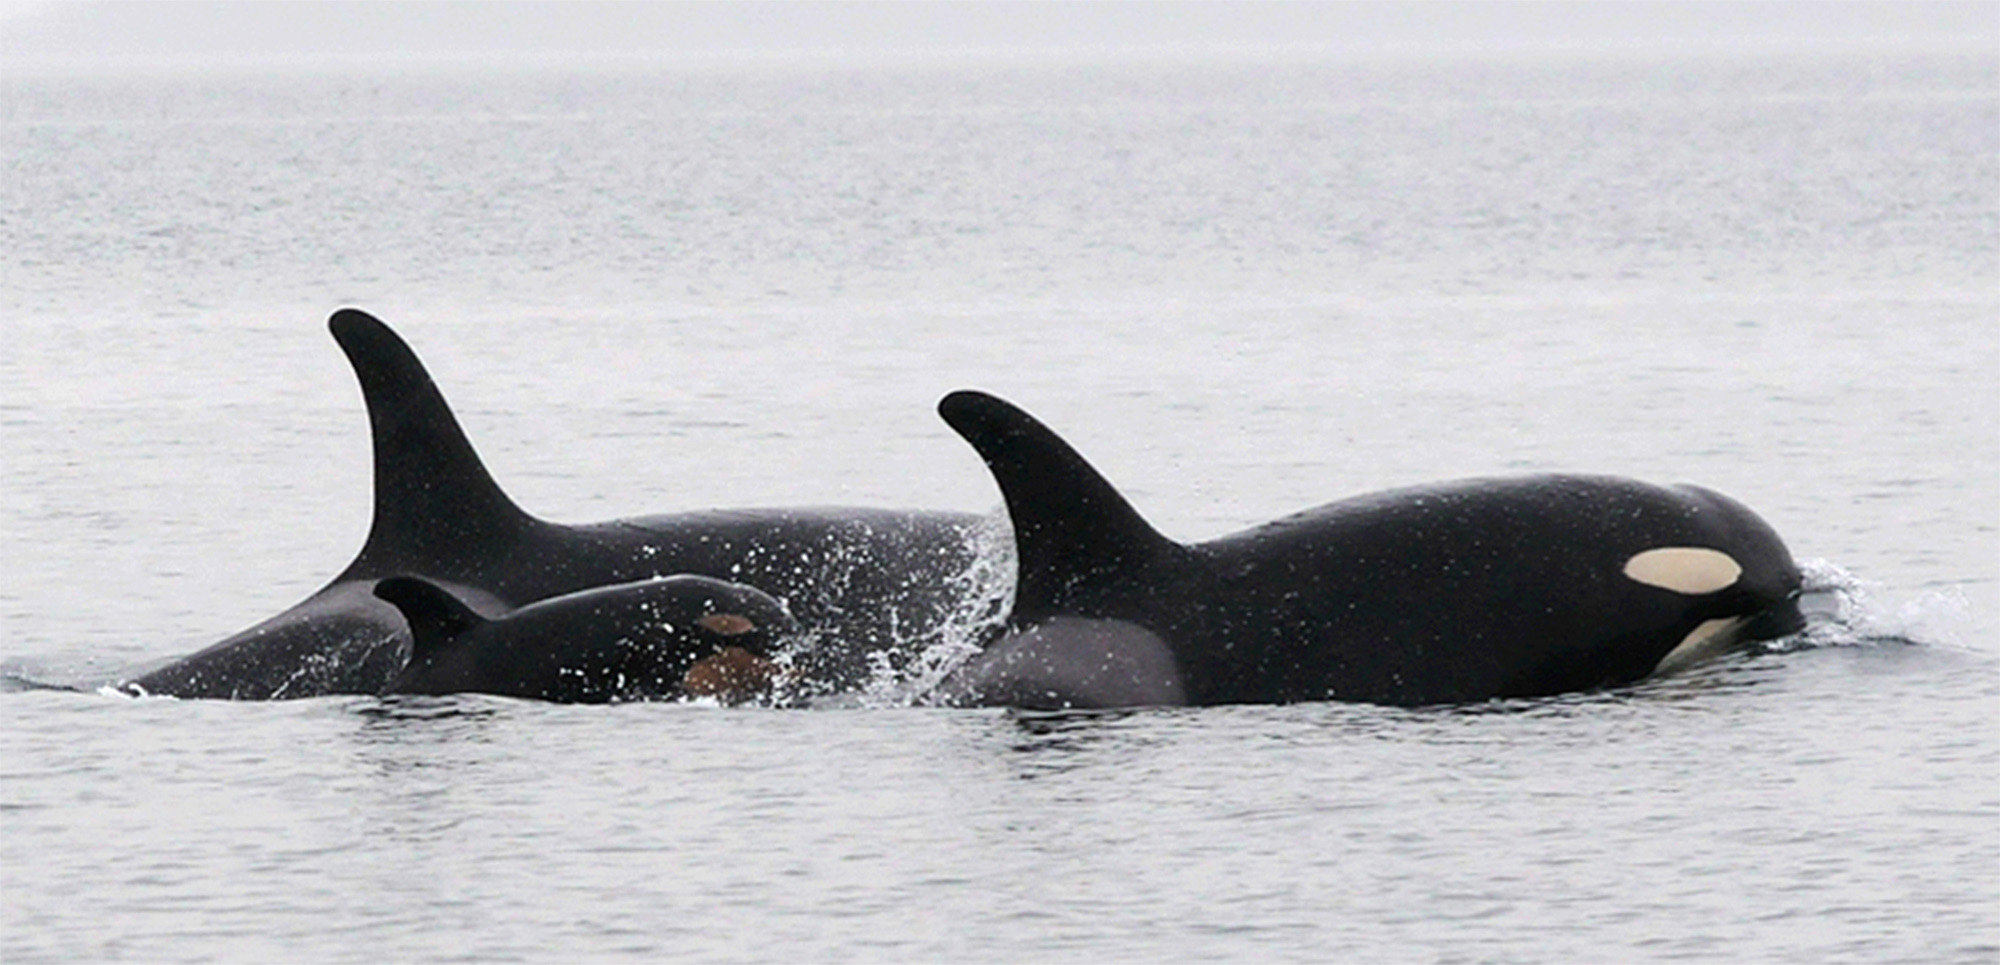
[329,309,540,574]
[938,390,1175,620]
[372,576,486,662]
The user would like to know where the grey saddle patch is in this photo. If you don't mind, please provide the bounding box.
[936,617,1185,710]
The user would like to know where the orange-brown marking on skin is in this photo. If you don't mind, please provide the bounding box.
[681,646,781,703]
[698,612,756,636]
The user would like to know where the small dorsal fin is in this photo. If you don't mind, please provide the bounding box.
[372,576,486,661]
[937,391,1176,620]
[329,309,540,574]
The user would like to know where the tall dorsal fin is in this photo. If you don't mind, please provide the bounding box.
[938,391,1177,621]
[372,576,486,662]
[329,309,540,573]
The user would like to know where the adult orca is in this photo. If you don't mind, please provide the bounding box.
[930,390,1805,709]
[377,574,798,703]
[117,310,986,700]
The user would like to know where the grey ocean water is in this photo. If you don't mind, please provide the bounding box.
[3,52,1997,962]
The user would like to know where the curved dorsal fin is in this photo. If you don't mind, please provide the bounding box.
[372,576,485,662]
[329,309,539,573]
[938,391,1176,621]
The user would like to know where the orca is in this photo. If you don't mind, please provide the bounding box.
[377,574,798,703]
[930,390,1805,709]
[117,310,985,700]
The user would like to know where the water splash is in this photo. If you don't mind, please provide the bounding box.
[851,508,1016,708]
[760,508,1014,708]
[1768,558,1982,656]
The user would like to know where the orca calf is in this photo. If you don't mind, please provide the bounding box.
[932,391,1805,709]
[377,574,798,703]
[119,310,984,700]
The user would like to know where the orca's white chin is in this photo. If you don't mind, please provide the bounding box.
[1653,616,1752,676]
[1653,594,1804,676]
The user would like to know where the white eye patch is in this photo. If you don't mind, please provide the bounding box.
[1622,547,1742,595]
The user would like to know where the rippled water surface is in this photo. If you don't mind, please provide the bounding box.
[4,51,1997,962]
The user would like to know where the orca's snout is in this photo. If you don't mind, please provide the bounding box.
[1741,590,1807,642]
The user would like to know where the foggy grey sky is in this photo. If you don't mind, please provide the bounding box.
[2,1,1994,72]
